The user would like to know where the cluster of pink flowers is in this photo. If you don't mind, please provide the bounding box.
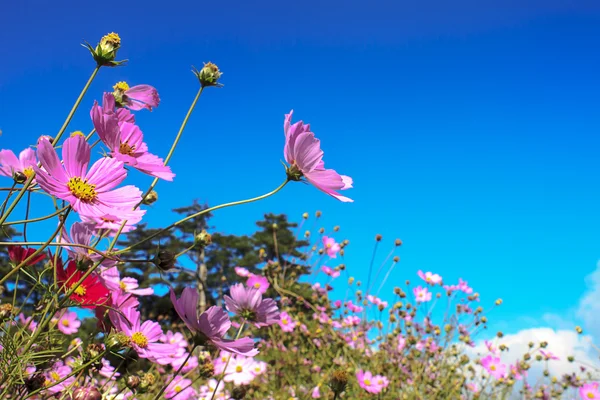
[356,369,390,394]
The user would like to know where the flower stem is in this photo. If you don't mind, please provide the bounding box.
[118,178,289,254]
[210,321,247,400]
[138,86,204,207]
[152,345,197,400]
[0,66,100,226]
[2,205,70,226]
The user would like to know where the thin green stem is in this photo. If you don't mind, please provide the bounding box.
[0,182,16,218]
[138,86,204,206]
[119,179,289,254]
[0,66,100,226]
[210,322,246,400]
[2,205,69,226]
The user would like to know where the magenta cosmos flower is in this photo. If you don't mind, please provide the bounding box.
[322,236,340,257]
[34,136,142,217]
[580,383,600,399]
[246,274,270,294]
[43,361,75,394]
[113,81,160,111]
[61,222,116,269]
[321,266,340,278]
[165,375,196,400]
[100,266,153,296]
[53,310,81,335]
[283,111,353,202]
[278,311,296,333]
[92,93,174,181]
[356,370,383,394]
[413,286,432,303]
[0,147,36,182]
[170,287,258,356]
[481,355,507,380]
[224,283,280,327]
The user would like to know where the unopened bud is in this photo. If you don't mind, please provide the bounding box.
[195,62,223,87]
[142,190,158,205]
[375,234,382,241]
[231,385,247,399]
[105,331,130,350]
[195,230,212,247]
[0,304,14,321]
[73,387,102,400]
[329,370,348,394]
[13,171,27,184]
[84,32,126,67]
[316,211,322,218]
[152,250,176,271]
[302,212,309,219]
[576,326,583,334]
[126,375,141,390]
[495,298,503,306]
[395,239,402,246]
[334,225,340,232]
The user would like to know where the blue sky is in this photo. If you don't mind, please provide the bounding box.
[1,0,600,337]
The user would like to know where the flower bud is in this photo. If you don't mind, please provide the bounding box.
[13,171,27,184]
[105,331,130,351]
[195,230,212,247]
[199,360,215,378]
[152,250,176,271]
[0,304,14,321]
[395,239,402,246]
[329,370,348,394]
[302,212,309,219]
[126,375,141,389]
[73,387,102,400]
[316,211,322,218]
[142,190,159,205]
[194,62,223,87]
[139,372,156,392]
[575,326,583,334]
[495,298,503,306]
[375,234,382,241]
[83,32,126,67]
[25,374,46,393]
[86,343,104,359]
[232,385,248,399]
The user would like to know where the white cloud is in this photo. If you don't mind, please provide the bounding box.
[577,261,600,338]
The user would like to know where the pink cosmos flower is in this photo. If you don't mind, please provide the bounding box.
[100,266,153,296]
[333,300,342,308]
[99,358,119,380]
[321,266,340,278]
[171,353,199,374]
[374,375,390,389]
[278,311,296,333]
[80,208,145,236]
[170,287,258,356]
[457,278,473,294]
[55,311,81,335]
[116,83,160,111]
[224,283,280,327]
[580,383,600,399]
[0,147,36,181]
[43,361,75,394]
[417,270,442,285]
[60,222,116,269]
[283,111,353,202]
[485,340,499,354]
[322,236,340,258]
[356,370,383,394]
[18,313,37,332]
[251,360,267,376]
[509,363,526,380]
[540,350,559,361]
[481,355,507,379]
[223,355,257,385]
[234,266,250,277]
[413,286,432,303]
[34,136,142,217]
[346,300,363,313]
[246,274,270,294]
[165,375,196,400]
[161,331,189,348]
[311,385,321,398]
[92,93,174,181]
[467,383,478,393]
[112,306,175,364]
[397,335,406,352]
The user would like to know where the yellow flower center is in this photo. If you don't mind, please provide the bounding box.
[61,319,70,327]
[101,32,121,46]
[326,243,331,248]
[50,371,60,381]
[174,385,182,393]
[235,365,243,373]
[70,283,86,296]
[282,318,288,325]
[131,332,148,348]
[70,131,85,138]
[119,141,136,156]
[255,367,261,372]
[364,379,371,386]
[67,177,97,203]
[490,365,496,371]
[23,167,34,178]
[253,282,261,289]
[119,281,127,290]
[587,393,595,399]
[101,216,116,223]
[113,81,130,92]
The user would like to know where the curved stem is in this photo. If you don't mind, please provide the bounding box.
[0,182,16,217]
[2,205,70,226]
[152,345,197,400]
[210,322,246,400]
[119,178,289,254]
[138,86,204,207]
[0,66,100,226]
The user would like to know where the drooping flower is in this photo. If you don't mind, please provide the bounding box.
[8,246,45,266]
[112,81,160,111]
[356,370,383,394]
[33,136,142,217]
[278,311,295,333]
[322,236,340,257]
[246,274,269,294]
[224,283,279,327]
[413,286,432,303]
[283,111,353,202]
[170,287,258,356]
[0,148,36,182]
[56,259,109,308]
[91,93,174,181]
[580,382,600,399]
[417,270,442,285]
[234,267,250,277]
[223,355,257,385]
[54,310,81,335]
[100,266,153,296]
[164,375,196,400]
[321,266,340,278]
[481,355,507,379]
[60,222,116,269]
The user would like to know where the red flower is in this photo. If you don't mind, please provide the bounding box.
[56,260,109,309]
[8,246,46,266]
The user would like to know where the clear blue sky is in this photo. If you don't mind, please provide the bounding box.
[1,0,600,336]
